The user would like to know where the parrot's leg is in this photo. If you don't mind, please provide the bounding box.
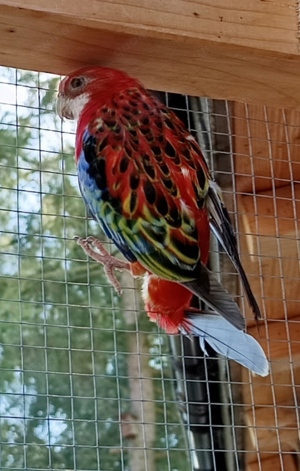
[74,236,130,294]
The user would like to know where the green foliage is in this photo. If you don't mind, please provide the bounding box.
[0,67,189,471]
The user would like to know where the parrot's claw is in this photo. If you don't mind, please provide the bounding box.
[74,236,130,295]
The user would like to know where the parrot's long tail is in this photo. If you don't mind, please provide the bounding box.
[182,312,269,376]
[206,182,261,321]
[182,263,245,330]
[228,250,261,320]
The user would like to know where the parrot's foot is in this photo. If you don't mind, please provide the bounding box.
[74,236,130,295]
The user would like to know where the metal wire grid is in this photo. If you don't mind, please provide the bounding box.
[231,103,300,470]
[0,67,299,471]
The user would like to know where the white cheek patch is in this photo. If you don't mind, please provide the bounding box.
[66,93,90,120]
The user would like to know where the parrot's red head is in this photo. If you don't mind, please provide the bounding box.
[57,66,140,120]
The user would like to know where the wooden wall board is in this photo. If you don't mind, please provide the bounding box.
[233,103,300,193]
[245,405,299,452]
[242,318,300,407]
[247,453,298,471]
[236,184,300,323]
[3,0,298,54]
[1,2,300,108]
[233,101,300,469]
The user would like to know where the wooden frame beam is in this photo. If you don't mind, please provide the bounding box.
[0,1,300,107]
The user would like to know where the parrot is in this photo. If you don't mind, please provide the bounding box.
[57,66,269,376]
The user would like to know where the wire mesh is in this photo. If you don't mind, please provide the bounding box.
[0,66,299,471]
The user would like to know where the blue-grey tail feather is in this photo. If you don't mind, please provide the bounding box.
[182,313,269,376]
[182,263,246,330]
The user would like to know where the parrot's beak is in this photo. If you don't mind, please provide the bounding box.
[56,94,64,121]
[56,94,74,120]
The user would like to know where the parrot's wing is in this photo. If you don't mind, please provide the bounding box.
[77,130,139,263]
[183,263,245,330]
[206,181,261,321]
[76,103,209,280]
[182,313,269,376]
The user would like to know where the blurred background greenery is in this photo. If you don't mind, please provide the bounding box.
[0,68,190,471]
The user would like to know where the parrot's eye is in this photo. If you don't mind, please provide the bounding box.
[70,76,86,90]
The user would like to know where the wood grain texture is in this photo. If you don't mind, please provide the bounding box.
[233,101,300,470]
[1,1,300,107]
[237,185,300,324]
[233,103,300,193]
[2,0,297,53]
[241,319,300,469]
[245,405,299,452]
[246,451,298,471]
[243,318,300,407]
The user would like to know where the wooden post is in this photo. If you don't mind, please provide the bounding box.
[1,1,300,108]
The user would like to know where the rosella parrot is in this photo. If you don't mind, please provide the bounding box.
[57,66,268,376]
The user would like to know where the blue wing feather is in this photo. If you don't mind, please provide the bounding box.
[77,141,137,263]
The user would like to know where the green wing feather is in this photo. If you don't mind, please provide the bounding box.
[85,87,211,281]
